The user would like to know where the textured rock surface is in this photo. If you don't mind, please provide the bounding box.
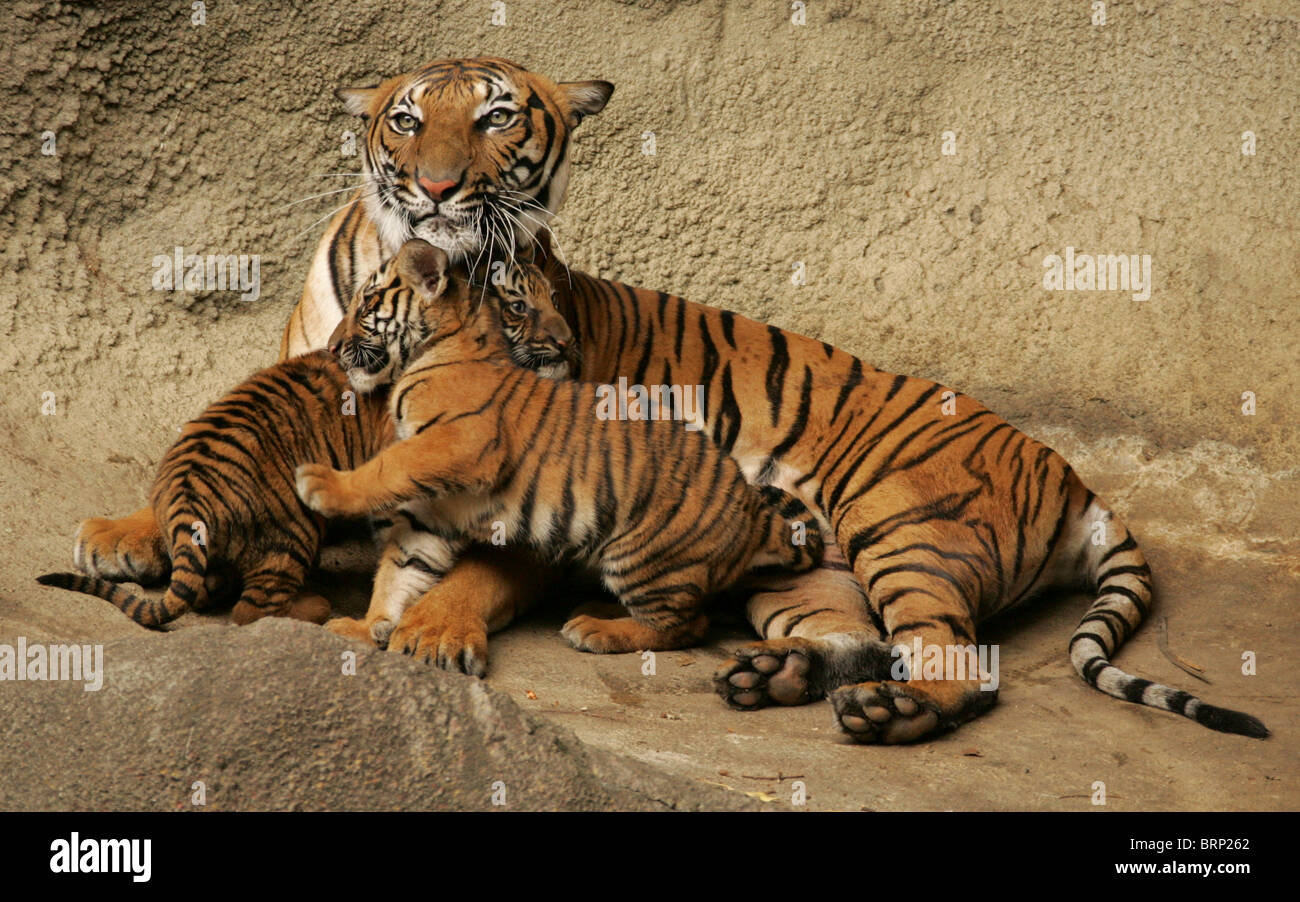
[0,618,759,810]
[0,1,1295,810]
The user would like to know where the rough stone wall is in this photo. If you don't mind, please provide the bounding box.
[2,0,1295,472]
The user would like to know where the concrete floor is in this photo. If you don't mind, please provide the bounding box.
[452,550,1295,811]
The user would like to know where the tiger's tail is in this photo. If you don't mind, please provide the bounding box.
[1069,499,1268,738]
[37,515,209,627]
[752,485,825,574]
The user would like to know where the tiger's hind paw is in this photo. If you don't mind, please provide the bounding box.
[714,638,822,709]
[830,681,942,744]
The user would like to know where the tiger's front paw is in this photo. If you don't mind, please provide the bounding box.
[295,464,359,517]
[388,603,489,676]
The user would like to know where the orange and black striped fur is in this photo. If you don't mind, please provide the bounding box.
[295,239,824,653]
[521,240,1269,741]
[319,244,578,651]
[78,58,1268,742]
[39,352,392,627]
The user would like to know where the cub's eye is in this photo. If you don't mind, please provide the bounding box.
[507,300,528,315]
[391,112,419,132]
[483,108,515,128]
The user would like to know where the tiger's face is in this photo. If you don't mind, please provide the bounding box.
[340,57,613,263]
[329,239,468,394]
[490,261,575,379]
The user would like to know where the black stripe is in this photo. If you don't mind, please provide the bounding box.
[831,357,864,416]
[782,607,834,635]
[877,587,942,611]
[764,326,790,426]
[768,365,813,461]
[1096,563,1152,586]
[888,619,939,636]
[1098,584,1150,618]
[760,604,801,635]
[1096,535,1137,567]
[1123,677,1153,703]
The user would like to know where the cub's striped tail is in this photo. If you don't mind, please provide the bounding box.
[37,520,209,627]
[1070,502,1268,739]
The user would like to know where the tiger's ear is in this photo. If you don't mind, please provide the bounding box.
[337,84,379,120]
[557,80,614,128]
[396,240,450,301]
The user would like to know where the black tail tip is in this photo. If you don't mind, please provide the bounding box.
[1196,703,1270,739]
[36,572,74,588]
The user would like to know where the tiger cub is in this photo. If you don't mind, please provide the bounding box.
[37,352,393,626]
[296,239,824,652]
[317,248,577,649]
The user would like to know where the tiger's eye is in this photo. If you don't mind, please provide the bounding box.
[508,300,528,315]
[392,112,418,132]
[487,108,512,127]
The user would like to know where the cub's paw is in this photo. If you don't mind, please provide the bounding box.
[714,638,822,709]
[295,464,352,517]
[74,513,167,583]
[324,616,383,646]
[287,592,331,624]
[830,680,941,744]
[561,603,707,654]
[388,604,489,677]
[561,614,635,654]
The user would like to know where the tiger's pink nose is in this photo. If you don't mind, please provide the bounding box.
[418,177,457,202]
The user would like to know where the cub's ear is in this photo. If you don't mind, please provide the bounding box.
[557,80,614,128]
[396,239,450,300]
[337,84,379,119]
[519,227,553,266]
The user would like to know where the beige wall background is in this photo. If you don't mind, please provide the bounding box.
[1,0,1296,577]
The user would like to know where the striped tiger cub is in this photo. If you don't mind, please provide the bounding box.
[319,243,578,650]
[295,239,825,652]
[37,352,393,626]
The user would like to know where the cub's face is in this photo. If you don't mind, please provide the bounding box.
[330,242,579,393]
[490,262,575,379]
[329,239,464,394]
[341,57,613,262]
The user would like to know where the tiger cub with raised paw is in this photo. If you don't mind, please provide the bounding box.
[37,352,393,627]
[296,238,824,653]
[319,244,578,649]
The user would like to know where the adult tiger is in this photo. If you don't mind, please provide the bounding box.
[78,58,1266,742]
[279,56,613,359]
